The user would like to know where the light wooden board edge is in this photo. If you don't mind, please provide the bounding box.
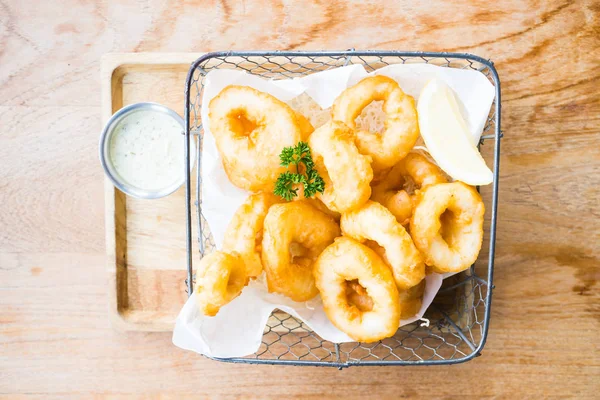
[101,52,203,331]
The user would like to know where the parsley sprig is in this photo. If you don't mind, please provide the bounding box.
[274,142,325,201]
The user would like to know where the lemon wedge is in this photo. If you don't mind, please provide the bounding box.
[417,79,493,185]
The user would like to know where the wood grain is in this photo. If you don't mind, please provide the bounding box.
[0,0,599,398]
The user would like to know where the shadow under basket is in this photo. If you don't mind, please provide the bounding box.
[183,50,501,368]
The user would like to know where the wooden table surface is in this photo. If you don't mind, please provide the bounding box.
[1,0,598,398]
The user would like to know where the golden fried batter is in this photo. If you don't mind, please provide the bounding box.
[209,85,304,191]
[341,200,425,290]
[410,182,485,273]
[372,152,447,225]
[222,193,281,278]
[308,120,373,213]
[332,76,419,173]
[314,237,401,342]
[261,201,340,301]
[195,251,249,316]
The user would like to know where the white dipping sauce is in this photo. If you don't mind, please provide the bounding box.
[109,110,184,191]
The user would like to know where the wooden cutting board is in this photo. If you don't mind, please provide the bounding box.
[102,53,202,331]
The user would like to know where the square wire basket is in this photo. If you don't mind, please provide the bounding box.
[183,50,501,368]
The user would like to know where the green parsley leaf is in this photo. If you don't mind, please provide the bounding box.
[274,172,299,201]
[279,146,296,167]
[303,168,325,198]
[273,141,325,201]
[293,142,313,170]
[278,141,313,171]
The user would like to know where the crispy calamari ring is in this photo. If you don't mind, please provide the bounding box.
[262,201,340,301]
[195,251,249,316]
[314,237,400,342]
[341,201,425,290]
[222,193,281,278]
[332,75,419,173]
[410,182,485,273]
[345,276,425,319]
[209,85,303,191]
[372,152,448,225]
[308,120,373,213]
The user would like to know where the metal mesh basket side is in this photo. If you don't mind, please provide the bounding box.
[183,51,501,367]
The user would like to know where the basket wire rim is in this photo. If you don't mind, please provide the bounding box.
[183,50,501,368]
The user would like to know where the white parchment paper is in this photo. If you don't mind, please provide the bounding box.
[173,64,495,358]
